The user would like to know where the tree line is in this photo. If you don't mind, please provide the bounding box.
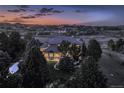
[108,38,124,53]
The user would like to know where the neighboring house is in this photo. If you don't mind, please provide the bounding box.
[40,36,82,63]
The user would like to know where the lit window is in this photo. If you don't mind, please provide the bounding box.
[49,53,54,60]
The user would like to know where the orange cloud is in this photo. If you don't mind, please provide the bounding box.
[20,16,81,25]
[0,11,81,25]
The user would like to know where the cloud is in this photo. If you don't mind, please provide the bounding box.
[40,8,53,13]
[7,5,30,13]
[8,9,26,13]
[39,8,64,14]
[21,15,36,19]
[8,9,20,13]
[21,13,52,19]
[3,18,25,23]
[53,10,64,13]
[0,15,5,17]
[31,8,64,18]
[35,13,46,17]
[19,9,26,12]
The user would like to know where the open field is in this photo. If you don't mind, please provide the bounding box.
[99,49,124,87]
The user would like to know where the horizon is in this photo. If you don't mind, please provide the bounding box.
[0,22,124,27]
[0,5,124,26]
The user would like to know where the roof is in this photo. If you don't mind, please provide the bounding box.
[40,43,49,48]
[34,36,49,43]
[40,36,83,53]
[45,45,59,52]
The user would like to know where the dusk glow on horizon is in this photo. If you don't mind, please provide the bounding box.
[0,5,124,26]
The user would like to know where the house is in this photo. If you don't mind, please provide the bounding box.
[40,36,82,63]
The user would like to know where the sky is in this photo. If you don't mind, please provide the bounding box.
[0,5,124,26]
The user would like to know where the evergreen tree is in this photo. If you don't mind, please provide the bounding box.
[0,32,9,52]
[108,39,115,51]
[19,39,49,88]
[0,51,11,77]
[87,39,102,61]
[57,56,75,73]
[69,44,81,61]
[8,31,26,60]
[24,32,33,42]
[115,38,124,51]
[2,73,22,88]
[58,40,71,56]
[80,42,87,60]
[65,56,107,88]
[0,51,12,87]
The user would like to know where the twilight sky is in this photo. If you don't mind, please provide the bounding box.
[0,5,124,25]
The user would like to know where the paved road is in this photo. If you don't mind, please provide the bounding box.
[99,50,124,87]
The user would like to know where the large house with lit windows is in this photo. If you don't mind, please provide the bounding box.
[39,36,82,63]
